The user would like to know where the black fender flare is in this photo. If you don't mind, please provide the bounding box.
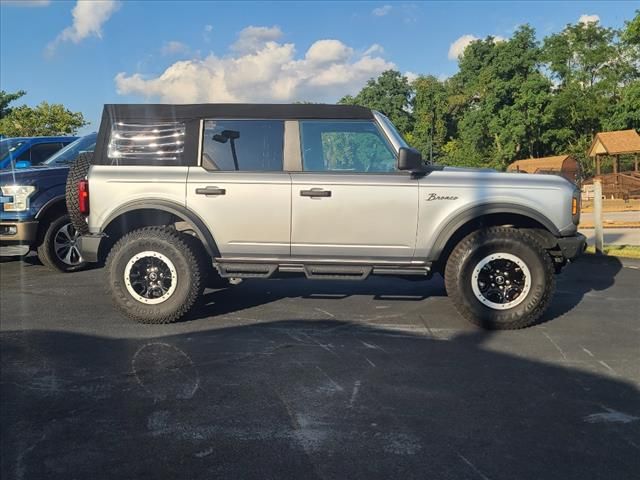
[102,199,219,257]
[427,203,560,261]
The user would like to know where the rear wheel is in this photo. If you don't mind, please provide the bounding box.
[106,227,203,324]
[37,214,86,272]
[444,227,555,330]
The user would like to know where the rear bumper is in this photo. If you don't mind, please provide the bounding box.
[77,234,103,263]
[557,233,586,260]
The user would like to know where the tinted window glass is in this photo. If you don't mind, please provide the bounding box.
[44,133,97,165]
[300,120,396,172]
[23,143,64,164]
[202,120,283,171]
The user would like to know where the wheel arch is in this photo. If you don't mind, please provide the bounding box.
[428,204,560,269]
[101,200,219,258]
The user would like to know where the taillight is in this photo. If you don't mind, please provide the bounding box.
[78,179,89,215]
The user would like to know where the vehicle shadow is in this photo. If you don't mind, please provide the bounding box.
[539,254,623,323]
[1,322,638,480]
[186,254,622,327]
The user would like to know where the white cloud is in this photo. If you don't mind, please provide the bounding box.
[115,27,394,104]
[405,71,418,83]
[448,34,506,60]
[448,34,478,60]
[45,0,120,56]
[161,40,189,56]
[231,25,283,53]
[578,14,600,25]
[203,24,213,42]
[1,0,50,6]
[372,5,392,16]
[364,43,384,56]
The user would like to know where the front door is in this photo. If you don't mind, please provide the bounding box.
[187,119,291,257]
[290,120,419,260]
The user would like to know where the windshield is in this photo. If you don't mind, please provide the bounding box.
[0,138,27,162]
[43,132,97,165]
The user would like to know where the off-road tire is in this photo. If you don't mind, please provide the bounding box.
[106,227,203,324]
[36,214,87,272]
[444,227,555,330]
[65,152,93,235]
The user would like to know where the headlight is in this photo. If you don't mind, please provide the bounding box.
[1,185,36,212]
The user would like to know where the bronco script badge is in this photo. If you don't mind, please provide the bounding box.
[425,193,459,201]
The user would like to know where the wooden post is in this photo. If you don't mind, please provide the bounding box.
[612,154,618,174]
[594,179,604,255]
[635,153,638,172]
[595,155,601,175]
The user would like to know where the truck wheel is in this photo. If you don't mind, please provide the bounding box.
[36,214,86,272]
[65,152,93,235]
[444,227,555,330]
[106,227,203,324]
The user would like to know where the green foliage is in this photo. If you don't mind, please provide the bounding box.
[346,12,639,174]
[339,70,414,134]
[0,89,26,118]
[0,101,87,137]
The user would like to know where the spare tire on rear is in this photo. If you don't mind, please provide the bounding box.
[65,152,93,235]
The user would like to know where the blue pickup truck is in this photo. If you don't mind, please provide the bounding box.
[0,133,96,271]
[0,136,78,169]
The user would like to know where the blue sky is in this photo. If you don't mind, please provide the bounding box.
[1,1,636,133]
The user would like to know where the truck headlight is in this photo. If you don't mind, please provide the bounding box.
[1,185,36,212]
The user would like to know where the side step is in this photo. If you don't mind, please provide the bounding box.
[216,263,277,279]
[303,265,372,281]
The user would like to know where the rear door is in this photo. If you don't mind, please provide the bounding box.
[186,119,291,257]
[290,120,419,260]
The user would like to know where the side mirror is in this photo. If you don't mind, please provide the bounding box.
[397,147,424,172]
[15,160,32,169]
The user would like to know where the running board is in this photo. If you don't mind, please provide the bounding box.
[303,265,372,281]
[216,263,277,278]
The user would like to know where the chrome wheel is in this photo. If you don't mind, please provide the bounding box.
[53,222,84,266]
[471,252,531,310]
[124,251,178,304]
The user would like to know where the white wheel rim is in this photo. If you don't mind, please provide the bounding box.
[471,252,531,310]
[124,251,178,305]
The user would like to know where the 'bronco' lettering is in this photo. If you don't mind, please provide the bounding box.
[426,193,459,201]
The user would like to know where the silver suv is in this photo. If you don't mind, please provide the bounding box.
[68,104,585,329]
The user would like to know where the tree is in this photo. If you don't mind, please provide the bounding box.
[411,75,452,163]
[339,70,414,134]
[0,89,26,118]
[0,101,87,137]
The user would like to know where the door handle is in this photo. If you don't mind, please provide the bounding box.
[300,189,331,198]
[195,186,226,196]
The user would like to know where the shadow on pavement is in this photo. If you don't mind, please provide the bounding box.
[1,320,638,480]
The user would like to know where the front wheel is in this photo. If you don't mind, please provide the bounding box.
[444,227,555,330]
[106,227,204,324]
[37,214,87,272]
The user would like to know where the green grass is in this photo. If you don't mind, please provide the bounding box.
[585,245,640,259]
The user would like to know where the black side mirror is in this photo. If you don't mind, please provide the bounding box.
[397,147,424,172]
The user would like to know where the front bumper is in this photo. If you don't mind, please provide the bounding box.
[77,234,103,263]
[0,220,39,256]
[557,233,586,260]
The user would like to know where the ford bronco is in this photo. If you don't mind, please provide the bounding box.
[67,104,585,329]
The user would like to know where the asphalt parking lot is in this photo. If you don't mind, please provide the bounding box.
[1,254,639,480]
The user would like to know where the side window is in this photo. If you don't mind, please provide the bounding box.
[201,120,284,171]
[24,143,64,164]
[299,120,396,173]
[108,122,185,164]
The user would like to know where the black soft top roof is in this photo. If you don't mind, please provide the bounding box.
[101,103,373,121]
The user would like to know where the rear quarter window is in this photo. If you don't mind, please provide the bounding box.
[107,122,186,165]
